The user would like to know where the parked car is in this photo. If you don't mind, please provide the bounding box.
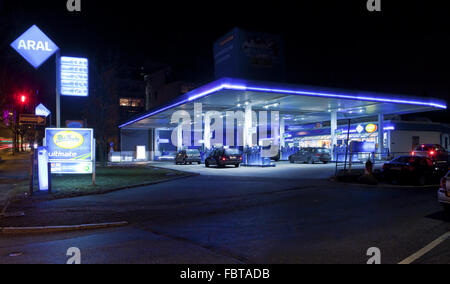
[158,152,176,161]
[412,144,448,162]
[289,147,331,164]
[205,148,243,168]
[438,171,450,212]
[382,156,448,185]
[175,149,202,165]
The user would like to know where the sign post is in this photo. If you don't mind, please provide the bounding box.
[11,26,89,129]
[92,138,96,185]
[19,114,46,126]
[56,50,61,128]
[35,103,51,127]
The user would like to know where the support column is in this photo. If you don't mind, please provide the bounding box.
[148,129,153,161]
[378,113,384,157]
[177,124,183,151]
[155,129,160,161]
[330,110,337,159]
[280,116,285,147]
[56,50,61,128]
[204,116,211,149]
[279,116,285,160]
[244,104,253,147]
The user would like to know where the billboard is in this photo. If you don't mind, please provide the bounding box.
[10,25,59,69]
[45,128,93,174]
[60,56,89,97]
[213,27,286,81]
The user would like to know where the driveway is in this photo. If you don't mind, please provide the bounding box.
[1,159,448,264]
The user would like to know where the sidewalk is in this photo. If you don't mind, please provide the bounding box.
[0,152,31,209]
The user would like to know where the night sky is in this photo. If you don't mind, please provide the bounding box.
[1,0,449,122]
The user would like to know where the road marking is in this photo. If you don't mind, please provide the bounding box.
[398,232,450,264]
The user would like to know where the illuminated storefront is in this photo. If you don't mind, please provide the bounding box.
[285,122,393,152]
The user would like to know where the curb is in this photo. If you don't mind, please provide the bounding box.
[0,221,129,235]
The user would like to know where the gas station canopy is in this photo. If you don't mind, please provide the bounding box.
[119,78,447,130]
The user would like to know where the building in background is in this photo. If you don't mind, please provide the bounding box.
[213,27,286,82]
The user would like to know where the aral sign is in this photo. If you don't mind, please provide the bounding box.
[10,25,59,69]
[45,128,93,174]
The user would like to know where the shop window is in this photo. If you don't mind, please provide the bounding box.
[120,98,144,108]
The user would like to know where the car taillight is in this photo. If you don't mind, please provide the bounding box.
[222,156,227,161]
[240,156,243,160]
[411,151,415,156]
[315,154,321,157]
[429,151,435,156]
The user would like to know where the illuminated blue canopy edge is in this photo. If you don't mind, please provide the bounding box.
[119,77,447,129]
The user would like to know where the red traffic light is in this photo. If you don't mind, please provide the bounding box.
[20,95,27,103]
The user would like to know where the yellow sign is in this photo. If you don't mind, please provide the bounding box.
[53,131,84,149]
[365,124,378,133]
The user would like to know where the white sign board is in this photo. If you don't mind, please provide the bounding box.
[60,56,89,97]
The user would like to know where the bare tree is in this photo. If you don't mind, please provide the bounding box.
[83,49,121,165]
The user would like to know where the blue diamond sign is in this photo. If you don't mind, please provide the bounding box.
[35,103,51,118]
[10,25,59,69]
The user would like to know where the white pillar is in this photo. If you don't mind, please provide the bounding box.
[244,104,253,147]
[378,113,384,156]
[177,124,183,151]
[204,116,211,149]
[280,116,285,147]
[330,110,337,157]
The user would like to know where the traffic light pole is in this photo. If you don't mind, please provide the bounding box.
[56,50,61,128]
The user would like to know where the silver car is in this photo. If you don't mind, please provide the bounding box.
[289,147,331,164]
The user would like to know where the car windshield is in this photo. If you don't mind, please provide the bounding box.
[317,148,330,153]
[225,149,240,155]
[186,149,199,155]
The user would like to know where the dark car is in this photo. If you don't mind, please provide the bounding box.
[205,148,243,168]
[289,147,331,164]
[175,149,202,165]
[412,144,448,162]
[382,156,448,185]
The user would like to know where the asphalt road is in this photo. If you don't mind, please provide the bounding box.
[0,162,449,264]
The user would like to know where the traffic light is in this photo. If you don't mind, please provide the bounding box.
[20,95,27,104]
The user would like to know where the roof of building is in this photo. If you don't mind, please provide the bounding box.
[119,77,447,130]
